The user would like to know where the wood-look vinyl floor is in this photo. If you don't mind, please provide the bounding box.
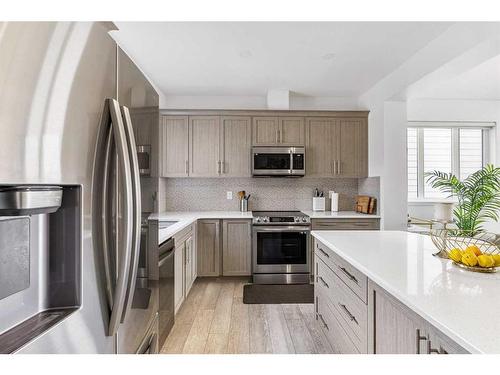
[161,277,335,354]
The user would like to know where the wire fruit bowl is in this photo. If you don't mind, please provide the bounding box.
[430,229,500,273]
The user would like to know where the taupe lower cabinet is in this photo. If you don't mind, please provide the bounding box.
[174,224,196,314]
[197,219,252,277]
[369,282,467,354]
[252,116,305,146]
[314,238,468,354]
[197,220,221,276]
[222,220,252,276]
[305,117,368,177]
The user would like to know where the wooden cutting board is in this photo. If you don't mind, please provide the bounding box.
[356,195,371,214]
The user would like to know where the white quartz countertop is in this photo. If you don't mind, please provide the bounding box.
[303,210,380,219]
[151,211,253,244]
[311,230,500,354]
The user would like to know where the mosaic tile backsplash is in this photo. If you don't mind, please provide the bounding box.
[159,177,362,212]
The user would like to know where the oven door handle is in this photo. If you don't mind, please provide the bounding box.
[253,226,310,232]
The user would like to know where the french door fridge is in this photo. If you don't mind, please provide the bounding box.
[0,22,159,354]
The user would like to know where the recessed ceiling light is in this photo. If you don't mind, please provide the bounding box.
[239,50,253,58]
[322,53,336,60]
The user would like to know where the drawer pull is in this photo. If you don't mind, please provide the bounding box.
[318,276,329,288]
[317,246,330,258]
[338,303,358,325]
[339,266,358,284]
[318,313,329,330]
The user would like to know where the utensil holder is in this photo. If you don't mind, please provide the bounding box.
[239,199,248,212]
[312,197,325,211]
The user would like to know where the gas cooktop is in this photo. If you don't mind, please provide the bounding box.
[252,210,310,225]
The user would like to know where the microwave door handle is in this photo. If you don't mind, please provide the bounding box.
[120,105,142,321]
[107,98,134,336]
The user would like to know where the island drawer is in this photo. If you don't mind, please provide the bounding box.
[316,287,362,354]
[315,239,368,303]
[316,258,368,352]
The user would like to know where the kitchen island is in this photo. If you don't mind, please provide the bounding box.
[311,230,500,354]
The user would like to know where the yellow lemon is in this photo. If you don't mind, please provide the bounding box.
[461,252,478,267]
[465,245,482,257]
[448,248,463,263]
[492,254,500,267]
[478,254,495,268]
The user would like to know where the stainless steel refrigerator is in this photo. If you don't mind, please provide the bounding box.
[0,22,160,354]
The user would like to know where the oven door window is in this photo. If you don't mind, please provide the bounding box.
[256,231,307,264]
[253,153,291,170]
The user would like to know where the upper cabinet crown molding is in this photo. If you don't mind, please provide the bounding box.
[161,109,369,117]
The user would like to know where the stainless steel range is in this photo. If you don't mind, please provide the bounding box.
[252,211,311,284]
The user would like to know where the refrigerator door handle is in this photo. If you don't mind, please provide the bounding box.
[120,105,142,322]
[93,98,134,337]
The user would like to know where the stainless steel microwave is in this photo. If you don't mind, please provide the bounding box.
[251,146,305,177]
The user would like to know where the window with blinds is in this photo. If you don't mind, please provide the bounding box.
[407,126,488,200]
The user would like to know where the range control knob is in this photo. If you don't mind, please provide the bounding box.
[262,217,269,223]
[302,217,308,223]
[255,217,261,223]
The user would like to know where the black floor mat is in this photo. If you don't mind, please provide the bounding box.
[243,283,314,304]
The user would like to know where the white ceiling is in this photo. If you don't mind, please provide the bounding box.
[112,22,452,98]
[410,54,500,100]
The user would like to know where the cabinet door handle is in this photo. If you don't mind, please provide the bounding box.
[339,266,358,284]
[278,129,282,143]
[318,276,329,288]
[338,303,358,325]
[415,329,427,354]
[217,160,221,174]
[318,313,329,330]
[221,161,225,174]
[337,160,341,174]
[275,129,279,143]
[185,160,189,174]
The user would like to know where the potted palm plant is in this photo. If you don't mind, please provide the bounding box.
[425,164,500,236]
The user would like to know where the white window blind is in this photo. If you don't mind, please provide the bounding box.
[459,128,483,180]
[407,125,489,200]
[423,128,452,199]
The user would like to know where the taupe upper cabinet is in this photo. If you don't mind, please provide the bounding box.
[305,117,339,177]
[338,118,368,177]
[220,116,251,177]
[252,116,305,146]
[189,116,220,177]
[306,116,368,178]
[161,116,189,177]
[279,117,305,145]
[252,116,280,145]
